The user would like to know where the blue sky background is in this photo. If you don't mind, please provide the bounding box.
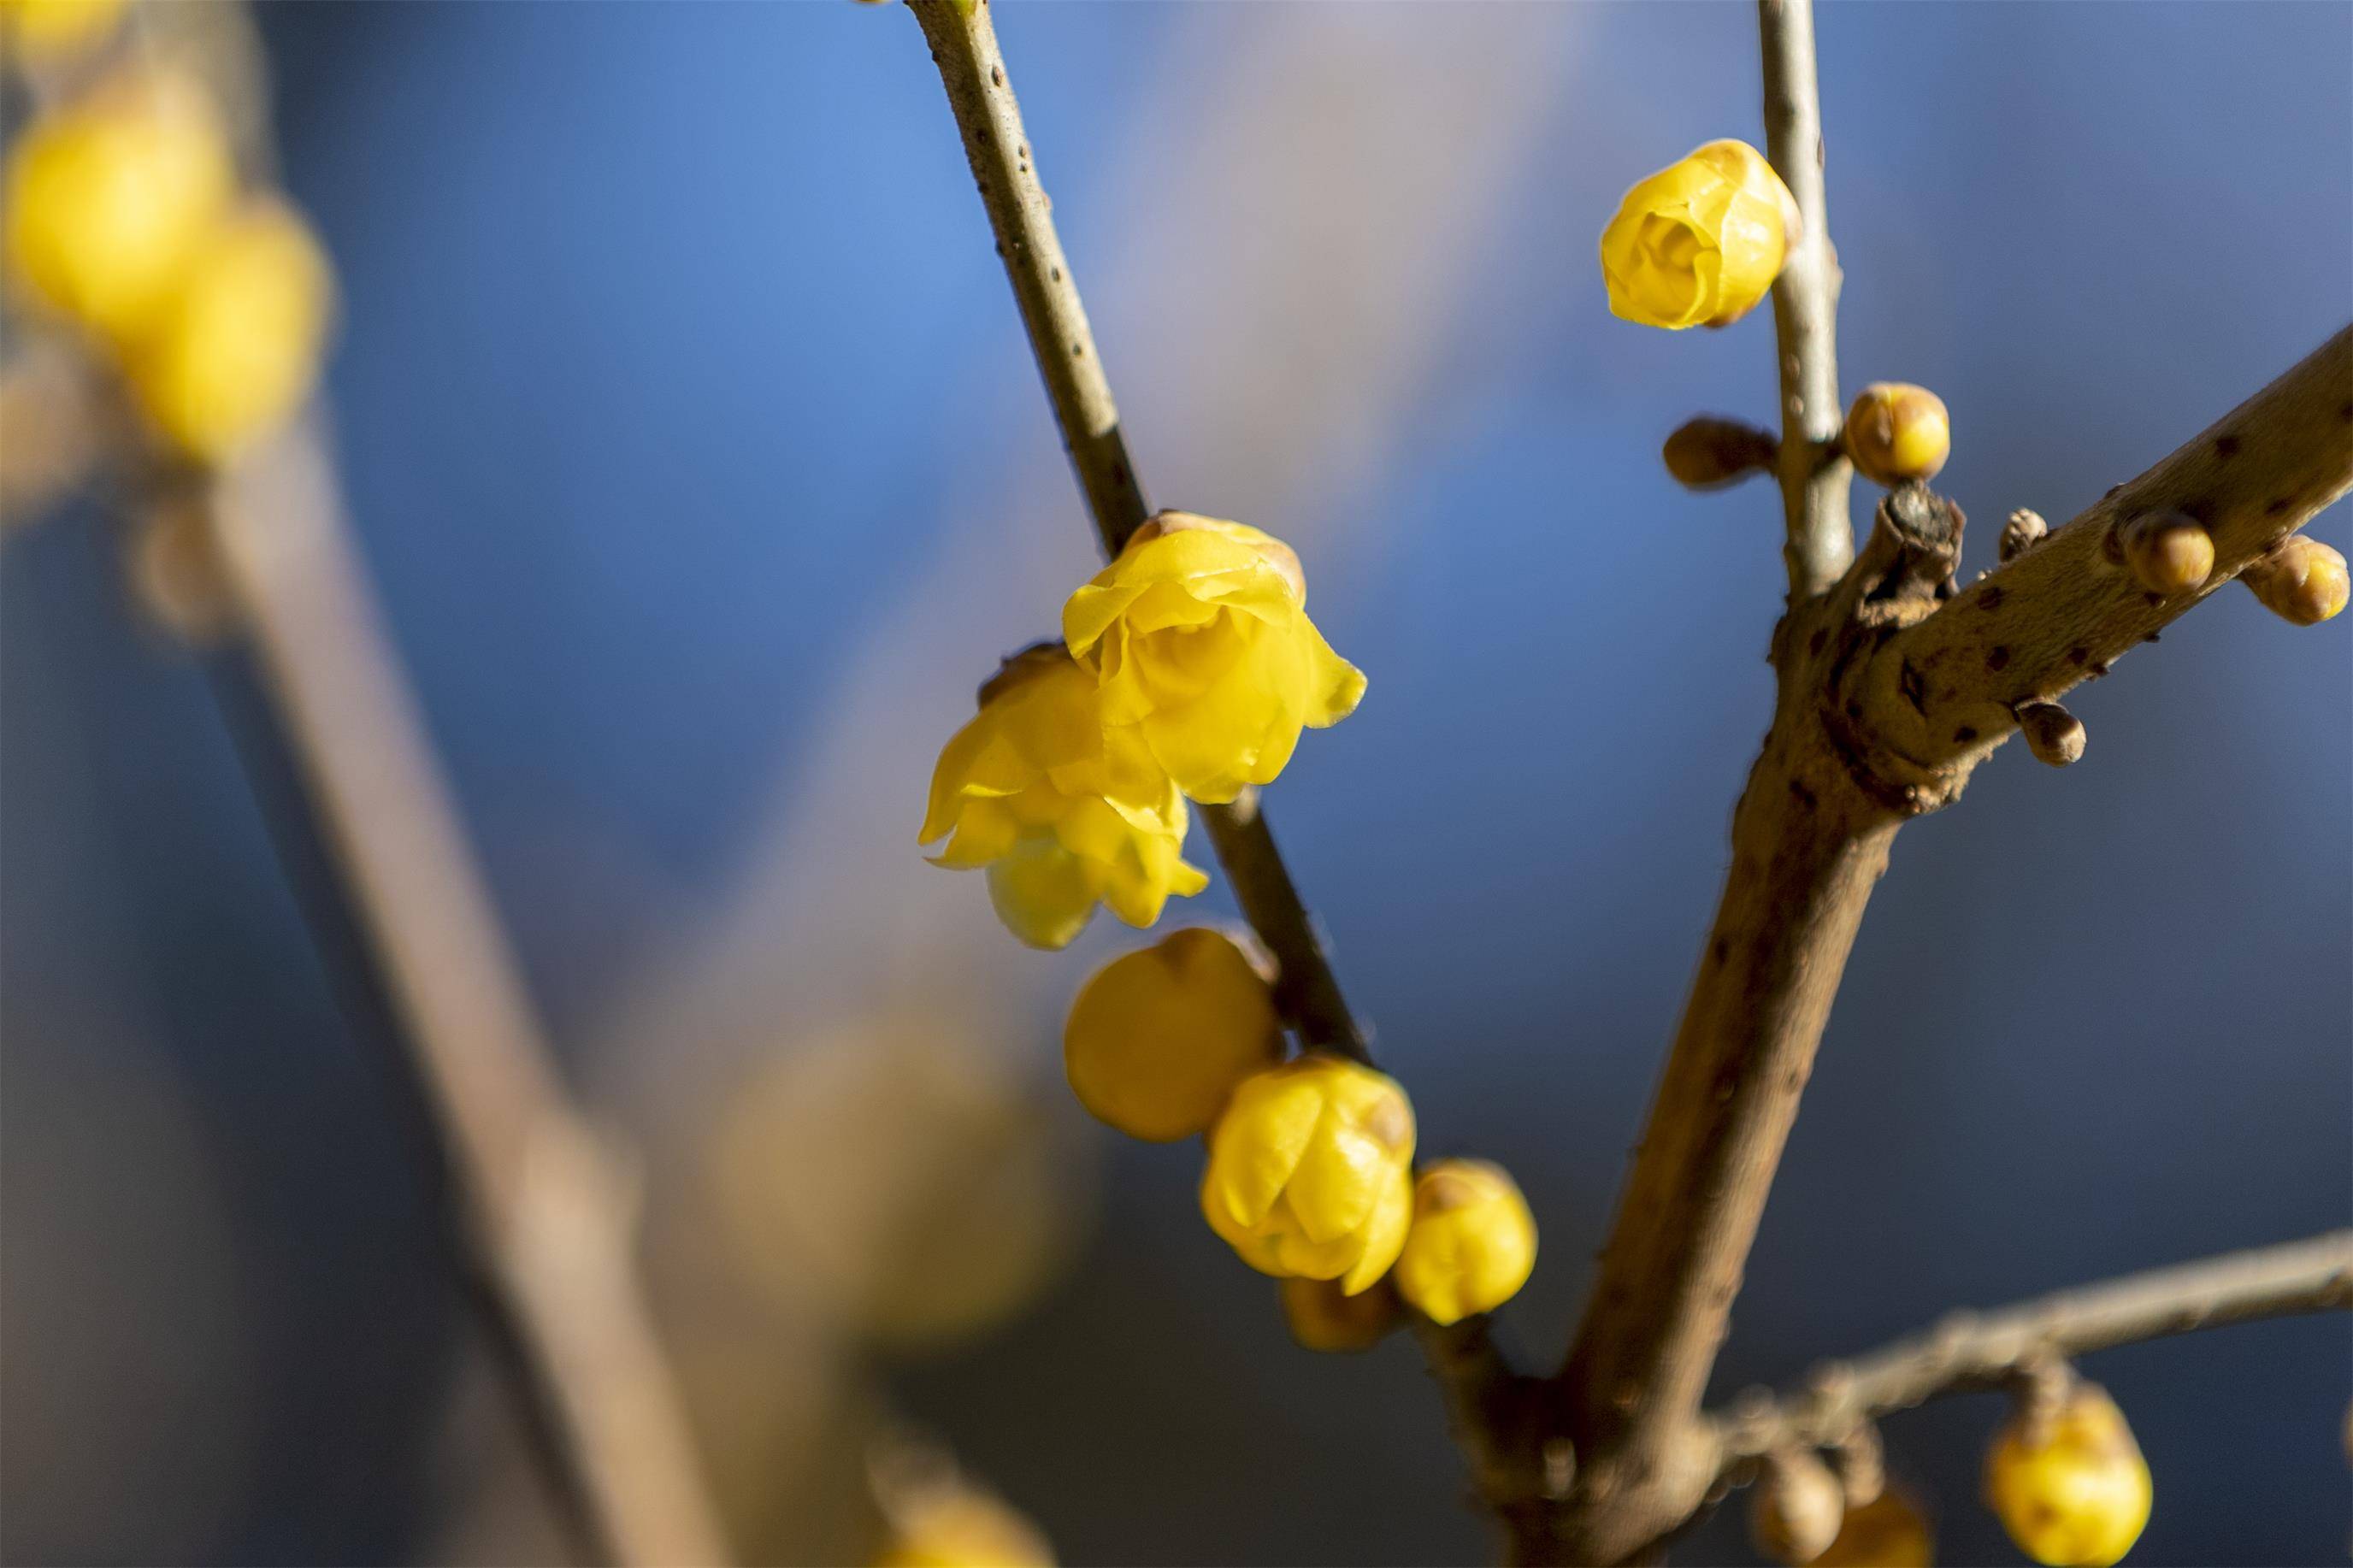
[3,3,2347,1564]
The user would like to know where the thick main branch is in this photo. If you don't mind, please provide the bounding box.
[1709,1230,2353,1469]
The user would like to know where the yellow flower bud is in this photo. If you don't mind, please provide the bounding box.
[921,644,1208,951]
[874,1489,1054,1568]
[1983,1382,2151,1567]
[1600,139,1797,330]
[1063,511,1364,805]
[1200,1054,1413,1294]
[3,68,235,345]
[1279,1273,1401,1354]
[1810,1488,1934,1567]
[125,198,334,464]
[0,0,127,66]
[1749,1447,1845,1565]
[1843,384,1951,488]
[2241,534,2349,626]
[1062,928,1282,1142]
[1391,1158,1537,1326]
[2114,510,2214,597]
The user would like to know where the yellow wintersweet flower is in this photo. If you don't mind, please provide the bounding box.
[921,643,1207,951]
[1983,1382,2150,1566]
[3,68,235,345]
[1063,511,1364,805]
[1600,139,1796,330]
[126,198,334,464]
[1392,1158,1537,1325]
[1063,927,1283,1142]
[1,0,128,66]
[1200,1054,1413,1294]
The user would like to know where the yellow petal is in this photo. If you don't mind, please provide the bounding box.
[1204,1068,1324,1229]
[984,839,1096,950]
[1342,1167,1413,1296]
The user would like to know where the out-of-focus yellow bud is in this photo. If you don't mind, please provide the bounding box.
[2114,510,2214,597]
[1062,927,1282,1142]
[921,643,1208,951]
[1279,1273,1401,1353]
[1,0,127,65]
[1810,1488,1934,1567]
[3,68,234,344]
[1063,511,1364,805]
[2242,534,2349,626]
[1842,384,1950,487]
[1200,1054,1413,1294]
[1749,1447,1845,1565]
[874,1490,1054,1568]
[1983,1382,2150,1567]
[124,198,333,464]
[1391,1158,1537,1326]
[1600,139,1796,330]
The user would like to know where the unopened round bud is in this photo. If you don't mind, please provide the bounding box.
[1984,1381,2150,1567]
[1842,384,1950,488]
[1661,416,1777,491]
[2114,510,2214,596]
[1279,1274,1401,1353]
[1064,928,1283,1142]
[1999,508,2049,563]
[1812,1488,1933,1567]
[2016,702,2085,769]
[2241,535,2349,626]
[1749,1447,1845,1565]
[1393,1158,1538,1325]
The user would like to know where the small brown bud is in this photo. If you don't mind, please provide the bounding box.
[1998,508,2048,563]
[1749,1447,1846,1565]
[2241,535,2349,626]
[2115,510,2214,596]
[1278,1274,1401,1354]
[1842,384,1950,488]
[1661,416,1777,491]
[2016,702,2085,768]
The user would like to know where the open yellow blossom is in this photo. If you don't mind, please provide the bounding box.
[1,0,128,65]
[1600,139,1796,330]
[3,68,234,345]
[1200,1054,1412,1294]
[922,643,1207,951]
[1063,511,1364,805]
[1392,1158,1537,1325]
[126,198,334,464]
[1063,928,1283,1142]
[1983,1382,2150,1566]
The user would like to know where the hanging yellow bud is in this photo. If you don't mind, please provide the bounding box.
[1983,1382,2151,1566]
[873,1489,1054,1568]
[922,644,1207,950]
[1279,1274,1401,1354]
[1809,1488,1934,1567]
[1200,1054,1413,1294]
[124,198,334,464]
[1392,1158,1537,1326]
[0,0,128,66]
[1600,139,1797,330]
[3,68,234,345]
[1063,511,1364,805]
[1843,384,1951,487]
[1062,928,1283,1142]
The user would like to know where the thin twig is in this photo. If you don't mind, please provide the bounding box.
[204,422,731,1568]
[903,0,1368,1064]
[1759,0,1852,600]
[1708,1230,2353,1470]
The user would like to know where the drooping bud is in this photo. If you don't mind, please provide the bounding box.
[1279,1274,1401,1353]
[2114,510,2214,597]
[1749,1447,1845,1565]
[2240,535,2349,626]
[1063,927,1283,1143]
[2016,702,2085,769]
[1661,416,1777,491]
[1842,384,1950,488]
[1392,1158,1538,1325]
[1983,1379,2150,1567]
[1999,508,2049,563]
